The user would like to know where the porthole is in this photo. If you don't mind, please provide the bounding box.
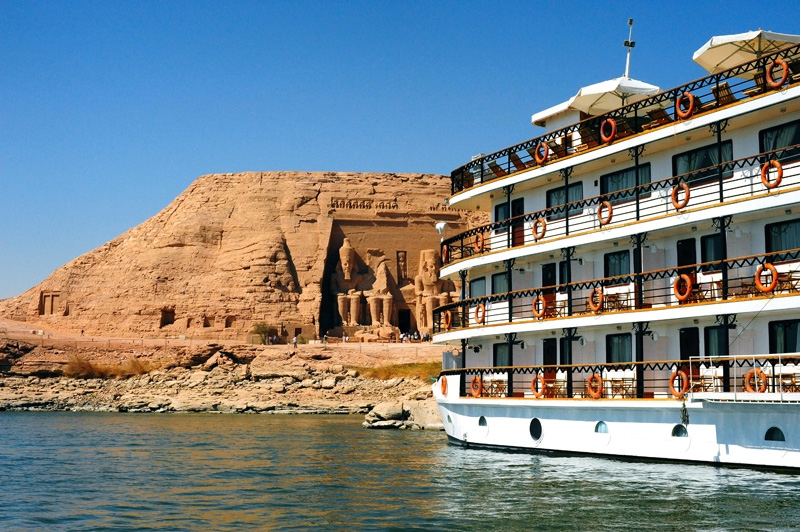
[446,414,452,424]
[529,418,543,441]
[672,424,688,437]
[766,426,786,442]
[478,416,487,427]
[594,421,609,434]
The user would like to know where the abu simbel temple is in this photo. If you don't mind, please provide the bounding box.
[0,171,480,341]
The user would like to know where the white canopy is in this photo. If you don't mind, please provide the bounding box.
[692,30,800,74]
[567,76,661,116]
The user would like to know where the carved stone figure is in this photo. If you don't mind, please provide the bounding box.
[414,249,457,334]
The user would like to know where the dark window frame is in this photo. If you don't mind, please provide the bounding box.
[600,163,652,206]
[494,203,509,234]
[704,326,729,358]
[700,233,724,272]
[765,217,800,263]
[606,333,632,364]
[672,140,733,186]
[493,342,511,367]
[546,182,583,221]
[491,271,509,294]
[603,250,630,286]
[759,118,800,165]
[768,319,800,354]
[469,277,486,299]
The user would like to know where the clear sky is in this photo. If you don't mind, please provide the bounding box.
[1,0,797,298]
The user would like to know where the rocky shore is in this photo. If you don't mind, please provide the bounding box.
[0,334,444,430]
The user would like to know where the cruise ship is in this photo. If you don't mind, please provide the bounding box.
[432,31,800,470]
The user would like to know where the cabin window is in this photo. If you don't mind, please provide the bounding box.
[470,277,486,298]
[600,163,651,205]
[594,421,609,433]
[765,427,786,442]
[494,202,509,233]
[529,418,543,441]
[760,118,800,163]
[491,271,509,294]
[769,320,800,354]
[546,182,583,219]
[493,343,510,367]
[672,424,688,437]
[704,326,729,358]
[700,233,725,272]
[603,250,630,284]
[606,333,632,363]
[765,218,800,261]
[672,140,733,185]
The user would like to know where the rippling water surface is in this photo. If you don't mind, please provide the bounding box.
[2,412,800,530]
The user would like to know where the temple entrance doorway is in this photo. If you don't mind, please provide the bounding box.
[398,309,411,333]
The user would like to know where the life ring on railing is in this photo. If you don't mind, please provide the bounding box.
[745,368,768,393]
[474,233,485,253]
[441,245,449,264]
[532,295,546,319]
[600,118,617,144]
[755,263,779,293]
[673,274,693,302]
[532,217,547,240]
[443,310,453,330]
[475,303,486,324]
[766,58,789,89]
[598,200,613,226]
[675,92,696,119]
[671,181,691,210]
[588,287,604,313]
[531,374,546,398]
[470,375,483,397]
[669,370,690,398]
[761,160,783,190]
[440,376,448,396]
[587,373,603,399]
[534,142,549,166]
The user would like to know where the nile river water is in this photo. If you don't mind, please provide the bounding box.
[1,412,799,531]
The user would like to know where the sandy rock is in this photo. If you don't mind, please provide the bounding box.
[371,401,404,421]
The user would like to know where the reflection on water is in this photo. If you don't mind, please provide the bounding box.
[1,412,799,530]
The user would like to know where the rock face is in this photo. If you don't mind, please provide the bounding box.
[0,172,478,339]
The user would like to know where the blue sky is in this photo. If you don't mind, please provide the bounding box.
[1,0,797,298]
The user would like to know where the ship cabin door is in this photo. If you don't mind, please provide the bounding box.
[679,327,700,378]
[542,338,558,394]
[511,198,525,247]
[676,238,696,304]
[542,263,557,317]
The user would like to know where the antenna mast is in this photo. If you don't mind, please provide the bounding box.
[624,18,635,78]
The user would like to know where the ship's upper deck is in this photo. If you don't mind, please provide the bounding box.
[447,43,800,208]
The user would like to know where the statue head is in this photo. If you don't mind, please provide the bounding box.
[339,238,355,281]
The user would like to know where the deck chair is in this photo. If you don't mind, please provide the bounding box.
[487,161,506,178]
[643,108,672,130]
[575,125,599,152]
[509,151,527,172]
[711,82,737,107]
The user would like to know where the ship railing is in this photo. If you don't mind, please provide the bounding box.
[450,43,800,195]
[442,143,800,266]
[441,354,800,402]
[433,247,800,333]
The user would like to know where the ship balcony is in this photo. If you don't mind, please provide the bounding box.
[439,353,800,403]
[449,43,800,199]
[441,144,800,271]
[433,247,800,334]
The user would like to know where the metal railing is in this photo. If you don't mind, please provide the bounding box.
[442,144,800,266]
[450,43,800,195]
[441,354,800,402]
[434,248,800,333]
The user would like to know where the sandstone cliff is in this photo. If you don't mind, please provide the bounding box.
[0,171,475,339]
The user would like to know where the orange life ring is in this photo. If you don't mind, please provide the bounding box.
[600,118,617,144]
[531,374,546,398]
[755,263,779,293]
[588,287,604,313]
[669,370,690,398]
[587,373,603,399]
[745,368,768,393]
[441,245,449,264]
[673,274,693,302]
[440,376,448,396]
[766,58,789,89]
[598,200,613,226]
[470,375,483,397]
[761,160,783,189]
[675,91,696,119]
[671,181,690,210]
[532,294,546,319]
[474,303,486,324]
[532,217,546,240]
[534,142,549,166]
[443,310,453,330]
[474,233,485,253]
